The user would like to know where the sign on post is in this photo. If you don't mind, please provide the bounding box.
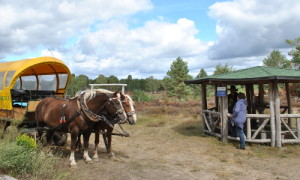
[217,87,227,97]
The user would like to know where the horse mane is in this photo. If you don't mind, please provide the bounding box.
[124,94,134,105]
[75,89,120,103]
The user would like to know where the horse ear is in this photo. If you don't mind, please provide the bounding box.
[120,92,126,101]
[113,90,120,97]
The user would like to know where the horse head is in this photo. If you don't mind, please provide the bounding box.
[105,90,128,124]
[122,94,137,125]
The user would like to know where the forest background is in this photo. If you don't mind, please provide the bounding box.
[66,37,300,101]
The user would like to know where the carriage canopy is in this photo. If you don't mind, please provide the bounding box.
[0,56,71,110]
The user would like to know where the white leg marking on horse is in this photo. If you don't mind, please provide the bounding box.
[109,152,115,158]
[83,149,92,163]
[69,151,77,166]
[93,145,99,161]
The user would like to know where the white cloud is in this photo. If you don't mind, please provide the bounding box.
[0,0,153,58]
[71,18,207,78]
[208,0,300,60]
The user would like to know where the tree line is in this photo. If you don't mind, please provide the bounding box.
[67,37,300,100]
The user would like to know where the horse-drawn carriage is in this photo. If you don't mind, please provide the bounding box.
[0,56,71,145]
[1,57,137,165]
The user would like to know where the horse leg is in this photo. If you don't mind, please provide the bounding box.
[70,129,79,166]
[107,129,115,158]
[82,131,92,163]
[76,132,83,151]
[92,132,100,161]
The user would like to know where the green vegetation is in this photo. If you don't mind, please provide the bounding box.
[0,128,64,179]
[16,134,37,150]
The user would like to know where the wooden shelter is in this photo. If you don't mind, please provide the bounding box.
[185,66,300,147]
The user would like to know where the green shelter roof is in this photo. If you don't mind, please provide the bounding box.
[185,66,300,84]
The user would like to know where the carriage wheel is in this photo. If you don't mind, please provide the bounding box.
[52,132,68,146]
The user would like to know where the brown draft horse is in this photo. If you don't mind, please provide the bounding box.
[76,89,137,160]
[92,92,137,160]
[35,90,127,166]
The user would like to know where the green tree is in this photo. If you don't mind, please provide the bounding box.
[191,68,208,97]
[286,37,300,69]
[196,68,208,79]
[107,75,119,84]
[127,75,133,91]
[163,57,192,100]
[95,74,108,84]
[145,76,161,93]
[263,50,291,69]
[213,63,235,75]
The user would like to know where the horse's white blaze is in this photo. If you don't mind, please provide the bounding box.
[70,151,77,166]
[118,97,128,120]
[126,95,137,123]
[83,150,92,162]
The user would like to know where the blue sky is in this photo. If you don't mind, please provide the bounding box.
[1,0,300,79]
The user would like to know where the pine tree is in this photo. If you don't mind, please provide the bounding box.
[163,57,192,100]
[263,50,291,69]
[286,37,300,69]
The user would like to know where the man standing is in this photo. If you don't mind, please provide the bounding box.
[232,92,247,150]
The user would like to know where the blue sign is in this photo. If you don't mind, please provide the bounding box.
[216,87,226,97]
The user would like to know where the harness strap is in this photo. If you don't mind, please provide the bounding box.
[49,111,80,132]
[60,104,67,124]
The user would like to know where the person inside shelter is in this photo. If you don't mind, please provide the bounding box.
[228,85,238,113]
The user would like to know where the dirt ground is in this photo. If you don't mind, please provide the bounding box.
[55,102,300,180]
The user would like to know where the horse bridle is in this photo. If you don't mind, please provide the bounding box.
[108,97,126,118]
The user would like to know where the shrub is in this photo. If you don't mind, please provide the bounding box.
[0,141,37,175]
[132,90,153,102]
[16,134,37,150]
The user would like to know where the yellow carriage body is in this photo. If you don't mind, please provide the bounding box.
[0,57,71,119]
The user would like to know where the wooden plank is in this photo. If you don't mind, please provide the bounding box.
[281,118,298,139]
[246,114,270,118]
[269,83,276,147]
[202,110,221,115]
[251,118,269,139]
[274,82,282,147]
[282,139,300,143]
[202,113,212,132]
[247,117,251,139]
[297,118,300,139]
[280,114,300,118]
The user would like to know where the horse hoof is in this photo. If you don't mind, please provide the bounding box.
[70,162,77,166]
[85,160,93,164]
[93,157,99,161]
[112,158,122,162]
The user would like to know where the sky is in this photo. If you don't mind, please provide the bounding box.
[1,0,300,79]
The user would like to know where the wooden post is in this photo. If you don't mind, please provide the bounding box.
[215,85,218,111]
[247,117,251,139]
[250,84,255,114]
[274,82,282,147]
[201,84,207,131]
[246,84,252,114]
[269,83,276,147]
[201,84,207,110]
[221,95,228,142]
[285,82,292,127]
[297,118,300,139]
